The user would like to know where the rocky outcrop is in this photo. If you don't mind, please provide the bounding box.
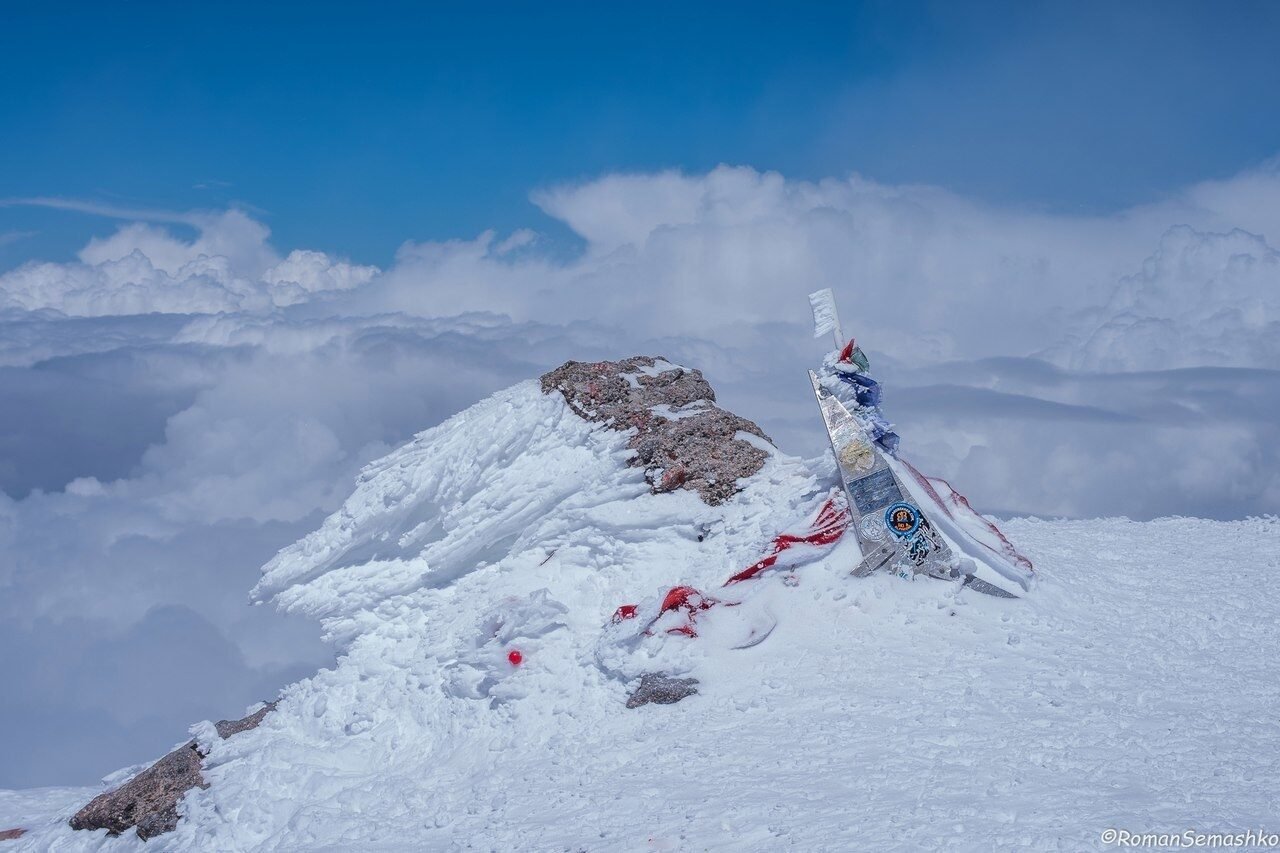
[0,828,26,841]
[70,740,206,841]
[70,701,277,841]
[214,701,276,739]
[626,673,700,708]
[541,357,772,505]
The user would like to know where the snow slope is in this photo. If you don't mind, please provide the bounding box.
[7,379,1279,851]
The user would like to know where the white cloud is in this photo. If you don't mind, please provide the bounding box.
[0,210,377,316]
[6,163,1279,367]
[1062,226,1280,370]
[77,210,272,276]
[264,249,380,302]
[532,169,708,251]
[360,163,1280,366]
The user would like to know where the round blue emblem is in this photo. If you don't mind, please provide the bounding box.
[884,502,921,539]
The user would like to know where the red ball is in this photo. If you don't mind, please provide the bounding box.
[507,649,523,666]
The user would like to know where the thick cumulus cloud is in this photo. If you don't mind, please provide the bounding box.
[357,163,1280,367]
[0,210,378,316]
[1,163,1279,786]
[1062,226,1280,370]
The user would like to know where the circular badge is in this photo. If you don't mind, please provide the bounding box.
[859,514,889,541]
[884,502,921,539]
[838,440,876,474]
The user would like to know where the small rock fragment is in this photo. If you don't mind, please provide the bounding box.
[214,700,278,739]
[626,673,700,708]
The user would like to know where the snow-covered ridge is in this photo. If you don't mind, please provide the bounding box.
[252,356,797,649]
[251,378,644,645]
[7,360,1279,851]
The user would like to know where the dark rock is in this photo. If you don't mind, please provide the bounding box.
[541,356,772,505]
[214,700,278,739]
[70,701,277,841]
[69,740,205,841]
[0,828,26,841]
[626,672,700,708]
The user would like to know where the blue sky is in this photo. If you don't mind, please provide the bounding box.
[4,0,1280,266]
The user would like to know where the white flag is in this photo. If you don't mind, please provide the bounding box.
[808,288,841,340]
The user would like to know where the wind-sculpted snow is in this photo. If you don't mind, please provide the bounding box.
[9,374,1280,850]
[250,378,809,650]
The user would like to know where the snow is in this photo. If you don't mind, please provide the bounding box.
[6,379,1279,851]
[648,400,711,421]
[0,789,95,837]
[619,359,684,390]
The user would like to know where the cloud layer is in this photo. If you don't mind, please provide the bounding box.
[0,210,377,316]
[2,162,1279,786]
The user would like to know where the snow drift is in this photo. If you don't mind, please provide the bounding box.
[6,357,1279,851]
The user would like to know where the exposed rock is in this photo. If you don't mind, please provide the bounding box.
[69,740,205,841]
[0,828,26,841]
[541,356,772,505]
[214,700,278,739]
[70,701,277,841]
[626,673,700,708]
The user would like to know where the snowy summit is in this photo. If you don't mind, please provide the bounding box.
[4,354,1278,851]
